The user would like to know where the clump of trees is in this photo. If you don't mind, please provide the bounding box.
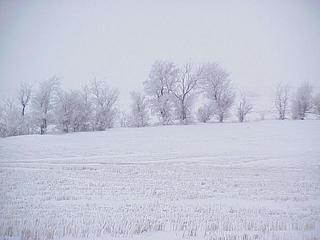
[0,77,119,137]
[1,61,319,138]
[143,61,236,124]
[273,81,319,120]
[143,61,202,124]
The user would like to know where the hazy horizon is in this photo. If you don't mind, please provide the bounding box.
[1,0,320,111]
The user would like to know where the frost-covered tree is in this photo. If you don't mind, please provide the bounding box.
[170,63,200,124]
[76,85,94,131]
[144,61,178,125]
[199,63,235,122]
[17,82,33,134]
[291,82,313,120]
[312,92,320,118]
[0,99,20,137]
[90,80,118,130]
[196,104,213,123]
[129,91,149,127]
[55,90,84,133]
[275,83,290,120]
[18,82,32,117]
[32,77,60,134]
[119,111,130,127]
[0,83,35,137]
[237,92,253,122]
[0,104,6,137]
[0,102,5,137]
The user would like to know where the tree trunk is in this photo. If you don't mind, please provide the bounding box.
[181,101,186,123]
[40,118,47,135]
[22,105,25,116]
[219,114,224,123]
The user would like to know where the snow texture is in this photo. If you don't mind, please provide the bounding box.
[0,121,320,240]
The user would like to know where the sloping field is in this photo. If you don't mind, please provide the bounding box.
[0,121,320,240]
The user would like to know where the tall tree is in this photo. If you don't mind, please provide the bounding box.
[32,77,60,134]
[199,63,234,122]
[170,63,200,124]
[275,83,290,120]
[90,80,118,130]
[55,90,83,133]
[18,82,32,117]
[144,61,178,125]
[129,91,149,127]
[237,92,253,122]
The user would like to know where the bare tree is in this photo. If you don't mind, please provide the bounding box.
[199,63,235,122]
[18,82,32,117]
[275,83,289,120]
[237,92,253,122]
[32,77,60,134]
[17,82,33,135]
[291,82,313,120]
[170,63,200,124]
[144,61,178,125]
[129,91,149,127]
[90,80,118,130]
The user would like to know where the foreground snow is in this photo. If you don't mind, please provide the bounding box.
[0,120,320,240]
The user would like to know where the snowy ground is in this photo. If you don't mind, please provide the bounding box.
[0,120,320,240]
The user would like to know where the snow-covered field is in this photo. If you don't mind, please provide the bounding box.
[0,120,320,240]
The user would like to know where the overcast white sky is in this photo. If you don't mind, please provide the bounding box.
[1,0,320,110]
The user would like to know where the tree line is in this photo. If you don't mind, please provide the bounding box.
[1,61,320,137]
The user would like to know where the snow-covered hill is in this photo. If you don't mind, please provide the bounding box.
[0,120,319,240]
